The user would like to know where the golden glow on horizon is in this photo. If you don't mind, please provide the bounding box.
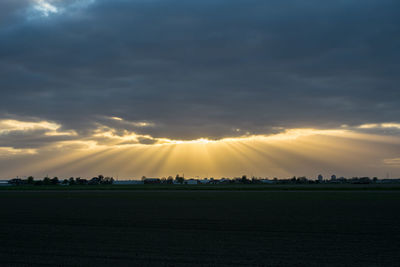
[147,128,349,146]
[1,118,400,179]
[11,126,400,179]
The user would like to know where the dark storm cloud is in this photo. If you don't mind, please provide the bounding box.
[0,129,76,148]
[0,0,399,141]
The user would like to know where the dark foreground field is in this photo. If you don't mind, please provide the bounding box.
[1,191,399,266]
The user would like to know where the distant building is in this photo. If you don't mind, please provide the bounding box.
[318,174,323,182]
[185,179,197,185]
[331,175,337,181]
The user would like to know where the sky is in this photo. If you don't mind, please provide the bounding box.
[0,0,399,179]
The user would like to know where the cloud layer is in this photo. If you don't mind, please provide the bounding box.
[0,0,399,140]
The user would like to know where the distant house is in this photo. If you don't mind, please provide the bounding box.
[185,179,197,185]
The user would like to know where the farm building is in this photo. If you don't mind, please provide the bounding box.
[185,179,197,185]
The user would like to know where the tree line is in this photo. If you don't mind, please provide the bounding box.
[8,175,114,186]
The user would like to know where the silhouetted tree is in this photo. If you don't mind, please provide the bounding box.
[51,177,59,185]
[101,177,114,185]
[68,177,76,185]
[43,177,51,185]
[27,176,34,185]
[175,174,184,184]
[167,176,173,184]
